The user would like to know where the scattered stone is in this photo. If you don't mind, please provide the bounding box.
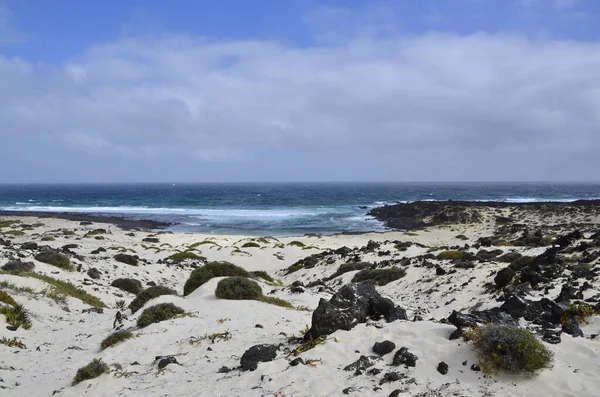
[470,364,481,372]
[372,340,396,356]
[143,237,160,243]
[436,266,447,276]
[344,355,381,374]
[255,324,264,328]
[494,267,516,288]
[392,347,418,367]
[449,328,463,340]
[437,361,449,375]
[389,391,402,397]
[289,358,304,367]
[21,242,38,250]
[217,366,231,373]
[542,329,562,344]
[82,308,104,314]
[87,268,101,280]
[562,323,583,337]
[448,310,478,328]
[158,356,178,369]
[240,344,280,371]
[384,372,403,382]
[114,253,139,266]
[343,387,357,394]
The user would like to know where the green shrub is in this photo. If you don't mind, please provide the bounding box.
[0,220,20,228]
[183,261,248,296]
[497,241,513,247]
[129,286,177,314]
[464,325,553,377]
[215,277,293,308]
[41,236,55,242]
[455,234,469,241]
[137,303,185,328]
[14,272,106,308]
[73,358,109,385]
[250,270,274,283]
[111,278,143,294]
[0,290,18,307]
[169,251,206,261]
[0,290,32,329]
[241,242,261,248]
[561,302,596,325]
[1,230,25,236]
[437,250,465,260]
[35,251,74,271]
[100,330,134,350]
[326,262,372,280]
[0,337,26,349]
[351,268,406,286]
[215,277,262,300]
[288,241,306,248]
[394,241,413,251]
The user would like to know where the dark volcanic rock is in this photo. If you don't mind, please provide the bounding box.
[372,340,396,356]
[21,242,38,250]
[306,283,407,339]
[158,356,178,369]
[542,329,562,344]
[392,347,418,367]
[562,322,583,338]
[111,278,143,294]
[240,344,279,371]
[114,253,139,266]
[143,237,160,243]
[494,267,515,288]
[86,268,101,279]
[344,355,381,374]
[1,260,35,273]
[448,310,478,328]
[437,361,449,375]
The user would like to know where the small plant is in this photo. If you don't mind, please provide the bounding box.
[215,277,293,308]
[115,300,127,310]
[101,330,134,350]
[73,358,109,385]
[137,303,185,328]
[351,268,406,286]
[129,286,177,313]
[0,220,20,228]
[260,296,293,308]
[183,261,249,296]
[0,290,18,306]
[288,241,306,248]
[437,250,465,260]
[394,241,412,251]
[217,317,230,324]
[35,251,74,271]
[455,234,469,240]
[463,325,553,377]
[296,305,312,312]
[561,302,596,325]
[41,236,55,241]
[291,334,327,356]
[0,336,26,349]
[241,242,261,248]
[250,270,274,283]
[169,251,206,261]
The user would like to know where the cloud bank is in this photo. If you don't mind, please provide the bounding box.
[1,31,599,182]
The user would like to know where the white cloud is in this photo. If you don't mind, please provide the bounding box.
[1,32,600,181]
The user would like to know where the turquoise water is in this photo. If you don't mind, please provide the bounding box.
[0,183,599,235]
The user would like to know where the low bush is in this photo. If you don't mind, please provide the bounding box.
[326,262,372,280]
[561,302,596,325]
[464,325,553,377]
[1,260,35,273]
[241,242,261,248]
[35,250,74,271]
[215,277,262,300]
[455,234,469,241]
[100,330,134,350]
[22,272,105,308]
[215,277,292,308]
[250,270,275,283]
[41,236,55,241]
[73,358,109,385]
[137,303,185,328]
[183,261,248,296]
[0,336,26,349]
[169,251,206,261]
[111,278,143,294]
[288,240,306,248]
[437,250,465,260]
[129,286,177,314]
[351,268,406,286]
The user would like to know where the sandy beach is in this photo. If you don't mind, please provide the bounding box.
[1,206,599,397]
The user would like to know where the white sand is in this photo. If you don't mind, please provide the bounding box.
[0,215,599,396]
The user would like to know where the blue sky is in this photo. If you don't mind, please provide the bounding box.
[1,0,599,182]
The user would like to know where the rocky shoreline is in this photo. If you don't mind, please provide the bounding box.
[368,200,600,231]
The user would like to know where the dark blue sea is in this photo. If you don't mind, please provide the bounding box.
[0,183,599,236]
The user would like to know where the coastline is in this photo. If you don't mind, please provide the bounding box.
[0,204,599,396]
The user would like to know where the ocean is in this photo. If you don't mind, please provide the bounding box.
[0,183,599,236]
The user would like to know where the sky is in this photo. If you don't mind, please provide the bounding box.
[0,0,599,183]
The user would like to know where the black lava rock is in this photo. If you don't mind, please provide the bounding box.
[306,283,407,339]
[289,358,304,367]
[344,355,380,374]
[448,310,478,328]
[470,364,481,372]
[87,268,101,279]
[542,329,562,344]
[240,344,279,371]
[437,361,449,375]
[392,347,418,367]
[494,267,516,289]
[562,322,584,338]
[158,356,178,369]
[372,340,396,356]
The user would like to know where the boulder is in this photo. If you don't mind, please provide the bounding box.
[306,283,407,339]
[437,361,449,375]
[372,340,396,356]
[1,260,35,273]
[392,347,418,367]
[494,267,515,288]
[87,268,101,280]
[114,254,139,266]
[240,344,280,371]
